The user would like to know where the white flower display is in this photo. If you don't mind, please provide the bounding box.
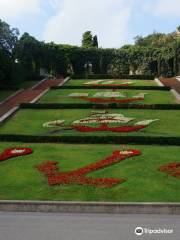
[119,150,134,155]
[102,80,115,84]
[68,93,89,97]
[133,93,148,99]
[84,80,134,85]
[84,80,104,85]
[93,92,125,98]
[73,113,134,124]
[91,110,108,115]
[11,149,25,154]
[43,120,65,128]
[122,81,133,85]
[135,119,159,126]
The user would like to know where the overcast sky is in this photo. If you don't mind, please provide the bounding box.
[0,0,180,48]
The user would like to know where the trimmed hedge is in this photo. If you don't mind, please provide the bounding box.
[52,85,171,91]
[0,134,180,145]
[20,103,180,110]
[71,74,155,80]
[0,86,19,90]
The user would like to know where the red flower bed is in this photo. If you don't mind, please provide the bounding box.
[93,84,130,87]
[0,148,33,162]
[37,149,141,188]
[159,162,180,178]
[78,96,144,104]
[72,123,146,133]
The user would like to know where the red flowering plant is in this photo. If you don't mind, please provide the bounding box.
[0,148,33,162]
[71,112,159,133]
[83,80,134,87]
[37,149,141,188]
[78,96,144,104]
[43,111,159,134]
[93,83,130,87]
[72,124,146,133]
[159,163,180,178]
[69,91,147,104]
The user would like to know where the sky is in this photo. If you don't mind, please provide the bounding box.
[0,0,180,48]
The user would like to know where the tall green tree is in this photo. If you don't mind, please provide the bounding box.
[82,31,93,48]
[92,35,98,48]
[0,19,19,53]
[14,32,42,79]
[0,19,20,85]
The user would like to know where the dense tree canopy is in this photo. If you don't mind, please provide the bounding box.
[1,19,180,86]
[0,19,19,53]
[82,31,93,48]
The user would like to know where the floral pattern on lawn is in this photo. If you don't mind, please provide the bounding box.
[159,163,180,179]
[0,148,33,162]
[37,149,141,187]
[69,92,147,104]
[83,80,134,87]
[43,111,159,133]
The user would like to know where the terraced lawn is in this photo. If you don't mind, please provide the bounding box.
[65,79,158,87]
[0,142,179,202]
[39,89,176,104]
[0,108,179,137]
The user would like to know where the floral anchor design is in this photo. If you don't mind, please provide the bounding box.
[37,149,141,188]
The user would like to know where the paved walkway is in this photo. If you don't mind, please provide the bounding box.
[0,78,63,118]
[160,77,180,94]
[0,212,179,240]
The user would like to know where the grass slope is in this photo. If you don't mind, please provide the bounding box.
[0,142,179,202]
[0,108,179,137]
[39,89,176,104]
[65,79,158,87]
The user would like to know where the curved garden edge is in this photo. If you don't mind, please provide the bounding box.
[0,200,180,215]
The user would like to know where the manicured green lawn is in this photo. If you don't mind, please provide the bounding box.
[0,91,14,102]
[65,79,158,87]
[0,108,180,137]
[0,142,179,202]
[39,89,176,104]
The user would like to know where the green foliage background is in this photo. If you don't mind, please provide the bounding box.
[1,19,180,86]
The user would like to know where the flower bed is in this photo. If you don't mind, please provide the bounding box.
[83,80,133,87]
[42,111,159,133]
[73,113,134,124]
[93,83,131,87]
[0,148,33,162]
[93,92,126,98]
[37,149,141,187]
[68,93,89,97]
[159,162,180,179]
[78,96,144,104]
[72,124,147,133]
[43,120,65,128]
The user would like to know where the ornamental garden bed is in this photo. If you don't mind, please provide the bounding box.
[38,89,177,105]
[0,108,180,138]
[64,79,158,87]
[0,142,179,202]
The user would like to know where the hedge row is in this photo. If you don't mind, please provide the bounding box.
[0,134,180,145]
[20,103,180,110]
[0,86,19,90]
[52,85,171,91]
[71,74,155,80]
